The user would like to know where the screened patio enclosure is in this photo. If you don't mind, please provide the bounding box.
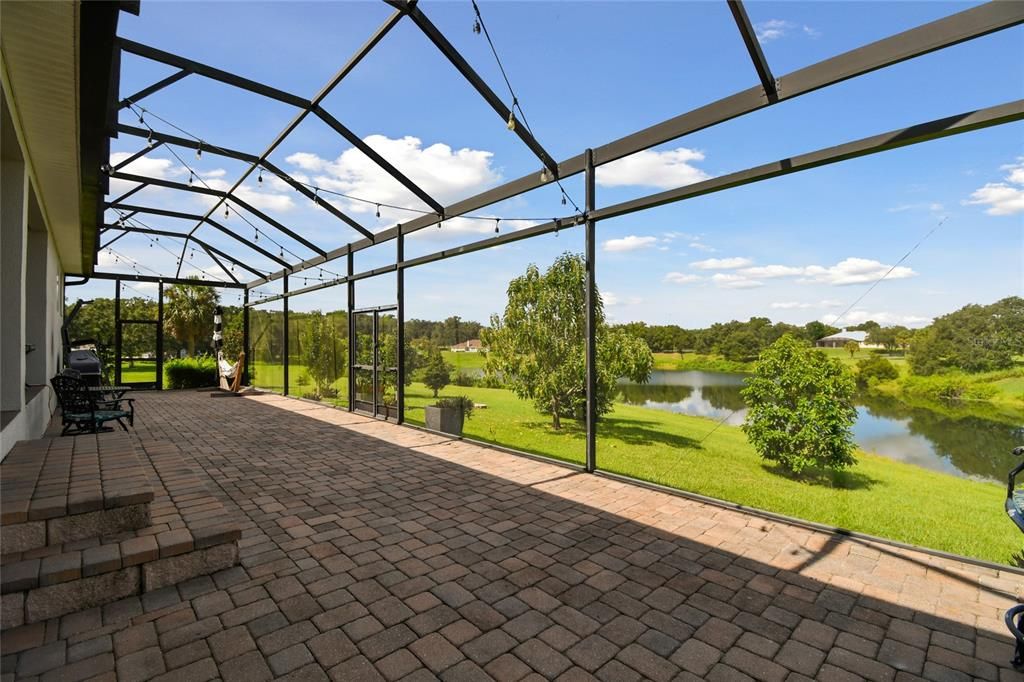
[86,0,1023,462]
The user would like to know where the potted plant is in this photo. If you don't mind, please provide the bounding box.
[425,395,474,436]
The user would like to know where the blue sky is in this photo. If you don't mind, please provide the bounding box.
[91,1,1023,329]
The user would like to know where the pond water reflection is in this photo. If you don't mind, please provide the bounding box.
[618,370,1023,482]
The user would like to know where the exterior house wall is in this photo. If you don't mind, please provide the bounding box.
[0,100,65,460]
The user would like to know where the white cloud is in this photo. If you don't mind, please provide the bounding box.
[108,152,180,196]
[755,19,819,43]
[738,264,805,279]
[202,177,295,213]
[887,202,944,214]
[821,310,931,328]
[687,257,916,289]
[602,291,643,307]
[771,299,842,310]
[755,19,792,42]
[691,257,753,270]
[603,235,659,252]
[799,258,916,286]
[663,272,701,284]
[285,152,327,172]
[286,135,501,223]
[662,231,698,241]
[712,273,763,289]
[964,160,1024,215]
[596,147,710,189]
[689,241,715,253]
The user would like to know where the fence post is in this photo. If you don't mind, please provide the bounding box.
[585,148,597,473]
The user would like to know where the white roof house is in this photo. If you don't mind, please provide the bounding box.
[818,330,869,344]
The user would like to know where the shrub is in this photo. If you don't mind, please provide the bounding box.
[423,349,453,397]
[856,356,899,386]
[742,335,857,475]
[452,372,477,387]
[435,395,474,420]
[164,356,217,389]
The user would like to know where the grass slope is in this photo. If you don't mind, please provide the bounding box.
[405,381,1020,565]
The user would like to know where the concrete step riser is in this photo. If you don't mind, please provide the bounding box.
[0,541,238,628]
[1,503,151,554]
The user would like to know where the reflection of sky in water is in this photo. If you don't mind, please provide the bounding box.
[851,407,965,477]
[642,390,748,426]
[620,370,1011,483]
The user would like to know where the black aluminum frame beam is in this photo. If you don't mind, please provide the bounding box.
[102,223,267,279]
[590,99,1024,222]
[248,0,1023,287]
[258,97,1023,297]
[106,203,291,268]
[391,0,559,177]
[114,124,359,228]
[314,106,444,215]
[108,170,327,257]
[117,13,418,274]
[727,0,777,102]
[112,141,163,171]
[119,69,189,109]
[118,38,307,108]
[88,271,246,288]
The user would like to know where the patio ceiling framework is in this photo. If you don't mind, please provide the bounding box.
[96,0,1024,291]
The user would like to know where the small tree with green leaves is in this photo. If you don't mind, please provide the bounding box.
[423,348,453,398]
[856,355,899,387]
[844,340,859,358]
[742,334,857,475]
[301,311,340,398]
[484,253,653,429]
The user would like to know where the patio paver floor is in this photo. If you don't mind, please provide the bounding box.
[2,390,1021,681]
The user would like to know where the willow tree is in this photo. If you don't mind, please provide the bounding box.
[484,253,653,430]
[163,282,218,356]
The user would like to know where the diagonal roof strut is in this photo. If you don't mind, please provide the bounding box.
[389,0,559,178]
[726,0,777,103]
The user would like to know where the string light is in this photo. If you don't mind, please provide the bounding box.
[473,18,481,34]
[187,171,194,187]
[375,204,381,219]
[257,168,263,185]
[506,111,516,131]
[146,129,155,148]
[195,142,203,160]
[494,218,500,234]
[224,204,229,219]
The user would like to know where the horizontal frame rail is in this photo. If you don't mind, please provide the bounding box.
[247,0,1024,288]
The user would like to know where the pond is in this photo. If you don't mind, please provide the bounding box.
[618,370,1024,483]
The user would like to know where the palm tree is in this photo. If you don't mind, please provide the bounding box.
[164,282,218,356]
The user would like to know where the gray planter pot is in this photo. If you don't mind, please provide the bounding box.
[425,405,464,436]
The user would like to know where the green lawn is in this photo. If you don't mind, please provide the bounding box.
[404,381,1020,565]
[250,361,348,407]
[120,360,157,384]
[441,350,487,374]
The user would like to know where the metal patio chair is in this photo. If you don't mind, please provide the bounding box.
[51,375,134,435]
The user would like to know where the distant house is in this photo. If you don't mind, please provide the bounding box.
[450,339,486,353]
[815,330,880,349]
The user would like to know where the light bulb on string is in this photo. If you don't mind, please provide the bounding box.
[313,188,319,205]
[257,168,263,185]
[375,204,381,219]
[473,19,481,34]
[224,205,229,219]
[561,193,567,206]
[146,129,155,148]
[187,171,194,187]
[254,229,259,242]
[195,142,203,160]
[506,112,516,131]
[494,218,500,234]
